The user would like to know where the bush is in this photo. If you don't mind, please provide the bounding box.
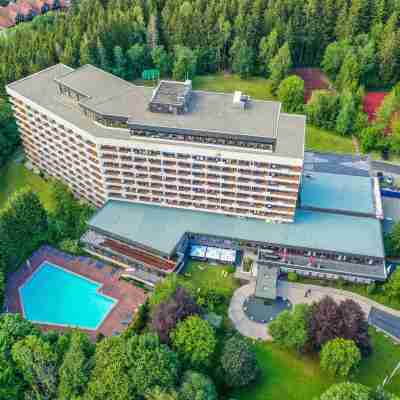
[366,282,376,295]
[277,75,304,113]
[319,382,370,400]
[0,271,4,311]
[124,300,150,337]
[308,296,371,355]
[306,90,340,130]
[179,371,217,400]
[242,257,253,272]
[58,239,81,255]
[269,304,310,353]
[287,271,298,282]
[320,338,361,378]
[220,335,259,388]
[171,315,216,370]
[151,287,200,343]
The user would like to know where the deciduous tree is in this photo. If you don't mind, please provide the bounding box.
[171,315,216,370]
[220,335,259,388]
[320,338,361,378]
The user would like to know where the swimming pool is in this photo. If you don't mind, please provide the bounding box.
[19,262,117,330]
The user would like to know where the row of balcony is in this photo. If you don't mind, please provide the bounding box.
[105,186,295,217]
[108,193,294,222]
[102,165,299,192]
[105,182,296,208]
[100,148,302,176]
[101,157,299,184]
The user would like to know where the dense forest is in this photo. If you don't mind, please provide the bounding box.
[0,0,400,160]
[1,0,400,88]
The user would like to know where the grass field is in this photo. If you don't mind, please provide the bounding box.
[192,73,275,101]
[306,126,355,154]
[234,330,400,400]
[182,260,239,295]
[0,153,55,211]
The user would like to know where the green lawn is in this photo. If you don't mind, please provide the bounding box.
[192,73,275,101]
[306,125,355,154]
[234,330,400,400]
[182,260,239,295]
[0,153,55,211]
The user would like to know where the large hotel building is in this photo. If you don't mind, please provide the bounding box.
[7,64,303,222]
[6,64,387,288]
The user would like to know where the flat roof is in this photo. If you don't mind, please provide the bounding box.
[87,200,385,259]
[301,172,375,215]
[7,64,305,159]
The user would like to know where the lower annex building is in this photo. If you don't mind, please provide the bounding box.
[6,64,387,286]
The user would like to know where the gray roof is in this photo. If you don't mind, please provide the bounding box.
[87,200,385,259]
[255,264,278,299]
[7,64,305,159]
[300,172,375,215]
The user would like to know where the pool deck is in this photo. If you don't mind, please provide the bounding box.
[5,245,148,340]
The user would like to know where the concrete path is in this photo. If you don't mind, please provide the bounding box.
[228,282,270,340]
[228,280,400,341]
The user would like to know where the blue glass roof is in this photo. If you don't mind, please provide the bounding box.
[301,172,375,215]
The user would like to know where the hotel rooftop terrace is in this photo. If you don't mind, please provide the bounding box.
[88,200,385,259]
[7,64,305,159]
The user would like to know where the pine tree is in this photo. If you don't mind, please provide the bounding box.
[269,42,292,92]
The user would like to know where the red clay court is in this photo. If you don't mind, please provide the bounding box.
[5,245,147,340]
[363,92,387,122]
[291,68,331,103]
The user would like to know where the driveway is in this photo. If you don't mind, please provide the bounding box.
[229,280,400,341]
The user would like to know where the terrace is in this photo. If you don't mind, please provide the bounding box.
[5,245,147,339]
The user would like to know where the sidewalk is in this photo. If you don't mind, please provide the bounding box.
[228,280,400,341]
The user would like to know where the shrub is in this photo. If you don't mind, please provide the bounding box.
[269,304,310,353]
[319,382,370,400]
[366,282,376,295]
[124,300,150,337]
[277,75,304,113]
[58,238,81,255]
[179,371,217,400]
[0,271,4,311]
[220,335,259,388]
[287,271,298,282]
[320,338,361,378]
[308,296,343,350]
[151,287,200,343]
[338,299,371,356]
[242,257,253,272]
[171,315,216,370]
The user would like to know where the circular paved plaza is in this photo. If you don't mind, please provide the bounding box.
[243,295,291,323]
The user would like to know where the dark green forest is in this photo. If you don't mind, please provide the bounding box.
[1,0,400,88]
[1,0,400,163]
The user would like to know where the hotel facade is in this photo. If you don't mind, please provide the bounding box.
[6,64,304,223]
[6,65,387,287]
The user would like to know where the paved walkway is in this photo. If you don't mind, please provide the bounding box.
[228,282,270,340]
[228,280,400,341]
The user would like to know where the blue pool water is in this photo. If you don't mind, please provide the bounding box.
[19,262,117,330]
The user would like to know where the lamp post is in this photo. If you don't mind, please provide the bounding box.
[379,359,400,391]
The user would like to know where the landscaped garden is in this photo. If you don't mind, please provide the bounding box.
[0,152,55,211]
[174,261,400,399]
